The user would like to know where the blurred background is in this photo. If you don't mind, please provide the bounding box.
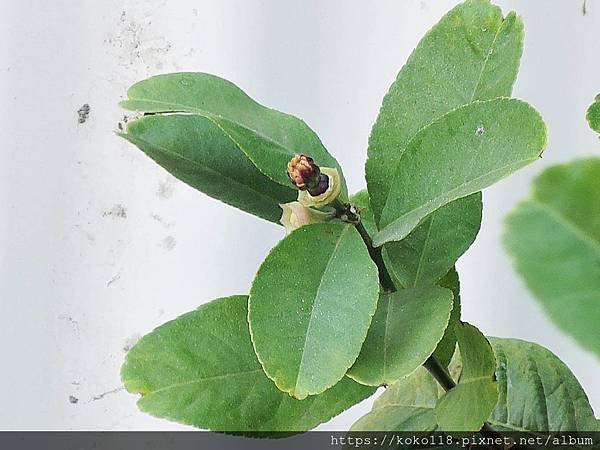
[0,0,598,430]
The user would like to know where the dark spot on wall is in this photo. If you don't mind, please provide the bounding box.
[103,204,127,219]
[78,104,91,124]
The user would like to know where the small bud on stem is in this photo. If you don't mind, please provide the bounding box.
[287,154,329,196]
[287,154,342,208]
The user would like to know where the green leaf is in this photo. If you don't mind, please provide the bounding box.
[587,94,600,133]
[373,98,547,247]
[120,114,295,223]
[347,286,453,386]
[366,0,524,224]
[350,367,441,432]
[435,322,498,431]
[350,190,480,289]
[385,194,482,287]
[248,223,379,399]
[432,268,462,367]
[121,295,375,432]
[120,72,345,191]
[489,337,598,432]
[504,158,600,356]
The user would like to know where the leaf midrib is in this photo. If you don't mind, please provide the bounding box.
[412,217,435,286]
[294,225,351,393]
[121,131,291,207]
[531,200,600,255]
[130,368,263,397]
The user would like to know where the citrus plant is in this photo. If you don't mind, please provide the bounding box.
[117,0,598,434]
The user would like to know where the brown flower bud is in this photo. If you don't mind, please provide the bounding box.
[287,154,329,196]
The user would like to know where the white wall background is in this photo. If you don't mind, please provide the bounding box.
[0,0,598,430]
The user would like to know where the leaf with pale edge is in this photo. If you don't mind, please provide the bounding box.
[121,295,375,432]
[249,223,379,399]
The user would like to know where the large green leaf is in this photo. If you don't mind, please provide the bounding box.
[120,72,345,190]
[248,223,379,399]
[385,195,482,287]
[504,159,600,356]
[587,94,600,133]
[121,295,375,431]
[347,286,453,386]
[350,367,440,432]
[120,114,295,222]
[373,98,547,246]
[435,322,498,431]
[489,337,598,432]
[366,0,524,224]
[432,268,462,367]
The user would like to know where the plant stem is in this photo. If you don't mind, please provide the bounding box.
[423,354,456,391]
[354,221,396,292]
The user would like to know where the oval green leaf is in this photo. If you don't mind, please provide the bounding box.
[121,295,375,432]
[587,95,600,133]
[489,337,598,432]
[435,322,498,432]
[120,114,295,222]
[248,223,379,399]
[120,72,345,191]
[504,158,600,357]
[366,0,524,224]
[347,286,453,386]
[374,98,547,246]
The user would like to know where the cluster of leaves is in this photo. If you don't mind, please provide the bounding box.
[117,0,598,435]
[503,97,600,358]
